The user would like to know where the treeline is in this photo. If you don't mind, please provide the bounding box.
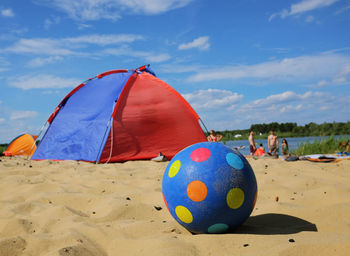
[250,122,297,133]
[0,144,7,154]
[217,121,350,141]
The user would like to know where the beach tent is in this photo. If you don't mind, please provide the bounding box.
[32,65,207,163]
[3,133,37,157]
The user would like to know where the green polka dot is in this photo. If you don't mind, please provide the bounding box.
[175,205,193,223]
[226,188,245,209]
[208,223,229,233]
[168,160,181,178]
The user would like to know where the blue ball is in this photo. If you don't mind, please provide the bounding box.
[162,142,257,234]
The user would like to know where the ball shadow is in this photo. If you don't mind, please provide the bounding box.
[232,213,318,235]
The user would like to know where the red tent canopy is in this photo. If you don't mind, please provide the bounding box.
[32,66,207,163]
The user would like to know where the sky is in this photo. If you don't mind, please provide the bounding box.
[0,0,350,143]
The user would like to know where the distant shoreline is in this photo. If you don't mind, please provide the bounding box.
[210,121,350,141]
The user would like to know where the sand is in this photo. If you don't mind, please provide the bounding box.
[0,156,349,256]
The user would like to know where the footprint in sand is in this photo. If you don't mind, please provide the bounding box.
[19,219,36,234]
[65,206,89,217]
[59,244,107,256]
[59,245,95,256]
[0,236,26,256]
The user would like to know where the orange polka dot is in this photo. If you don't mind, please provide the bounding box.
[187,180,208,202]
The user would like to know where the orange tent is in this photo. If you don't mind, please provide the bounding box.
[3,134,37,157]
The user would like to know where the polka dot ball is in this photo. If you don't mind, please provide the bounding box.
[162,142,258,234]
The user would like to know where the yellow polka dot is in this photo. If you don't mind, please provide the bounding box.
[168,160,181,178]
[175,205,193,223]
[226,188,245,209]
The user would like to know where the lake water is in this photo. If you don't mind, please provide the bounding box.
[224,135,350,156]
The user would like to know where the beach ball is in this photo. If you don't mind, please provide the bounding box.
[162,142,257,234]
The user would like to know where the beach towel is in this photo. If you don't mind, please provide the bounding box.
[301,154,350,163]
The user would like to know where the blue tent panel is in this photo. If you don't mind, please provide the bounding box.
[32,71,133,161]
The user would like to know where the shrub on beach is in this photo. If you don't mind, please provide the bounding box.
[0,144,7,154]
[291,136,347,155]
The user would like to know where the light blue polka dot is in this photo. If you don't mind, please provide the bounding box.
[207,223,229,233]
[226,153,244,170]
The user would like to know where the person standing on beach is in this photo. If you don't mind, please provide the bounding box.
[207,130,223,142]
[248,131,256,156]
[268,130,279,155]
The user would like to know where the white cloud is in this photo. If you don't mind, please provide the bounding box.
[36,0,121,21]
[200,90,350,130]
[269,0,339,21]
[305,15,315,22]
[313,64,350,87]
[10,111,38,120]
[27,56,64,67]
[44,16,61,30]
[4,34,145,56]
[332,65,350,84]
[316,80,329,87]
[5,38,75,55]
[76,23,93,30]
[0,106,41,143]
[0,56,10,66]
[0,57,10,72]
[239,91,313,113]
[146,53,171,63]
[64,34,144,46]
[35,0,194,21]
[158,64,204,74]
[182,89,243,111]
[186,53,350,87]
[4,34,169,64]
[1,8,14,17]
[103,46,170,63]
[178,36,210,51]
[119,0,194,14]
[236,90,350,124]
[289,0,339,14]
[4,34,167,65]
[335,3,350,14]
[8,74,80,90]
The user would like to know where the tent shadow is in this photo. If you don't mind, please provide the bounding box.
[232,213,317,235]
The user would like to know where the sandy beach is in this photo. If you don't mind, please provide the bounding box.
[0,156,349,256]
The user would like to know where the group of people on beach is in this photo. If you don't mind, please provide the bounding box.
[207,129,289,157]
[249,130,289,157]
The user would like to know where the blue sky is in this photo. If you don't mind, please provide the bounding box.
[0,0,349,143]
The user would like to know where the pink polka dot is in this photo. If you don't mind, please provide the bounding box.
[190,148,211,162]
